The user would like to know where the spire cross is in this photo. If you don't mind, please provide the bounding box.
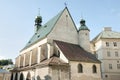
[81,12,83,19]
[64,2,67,7]
[38,8,40,16]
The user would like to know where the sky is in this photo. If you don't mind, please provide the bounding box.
[0,0,120,63]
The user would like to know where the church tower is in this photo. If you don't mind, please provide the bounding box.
[78,19,90,52]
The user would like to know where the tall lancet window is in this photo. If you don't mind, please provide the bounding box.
[78,64,83,73]
[40,44,48,62]
[31,48,38,65]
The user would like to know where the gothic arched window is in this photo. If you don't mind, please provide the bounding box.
[31,48,38,65]
[78,64,83,73]
[40,44,48,62]
[93,65,97,73]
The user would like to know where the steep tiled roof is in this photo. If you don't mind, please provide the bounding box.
[92,31,120,42]
[54,40,100,63]
[21,8,66,51]
[12,57,68,71]
[40,57,68,66]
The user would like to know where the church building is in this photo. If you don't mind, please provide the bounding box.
[11,7,101,80]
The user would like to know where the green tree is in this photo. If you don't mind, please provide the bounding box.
[0,59,13,66]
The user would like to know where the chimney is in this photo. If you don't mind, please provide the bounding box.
[103,27,112,31]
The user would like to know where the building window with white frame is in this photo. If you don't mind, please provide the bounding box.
[107,51,111,57]
[113,42,117,47]
[117,60,119,63]
[106,42,109,47]
[117,64,120,69]
[115,51,119,57]
[109,64,112,69]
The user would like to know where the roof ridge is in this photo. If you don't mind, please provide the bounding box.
[91,31,102,42]
[65,7,78,32]
[91,30,120,43]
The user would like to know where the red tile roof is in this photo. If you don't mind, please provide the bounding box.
[40,57,68,66]
[54,40,100,63]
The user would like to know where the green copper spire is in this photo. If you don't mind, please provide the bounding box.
[35,8,42,27]
[79,19,89,31]
[35,15,42,26]
[34,8,42,33]
[34,15,42,33]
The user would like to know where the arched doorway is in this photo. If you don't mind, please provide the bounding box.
[20,73,24,80]
[15,73,18,80]
[10,73,13,80]
[26,72,31,80]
